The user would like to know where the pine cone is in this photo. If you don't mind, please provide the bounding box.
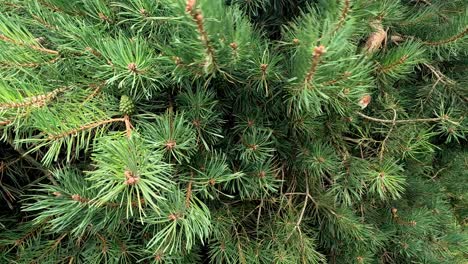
[119,95,135,115]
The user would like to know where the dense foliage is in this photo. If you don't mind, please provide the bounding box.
[0,0,467,263]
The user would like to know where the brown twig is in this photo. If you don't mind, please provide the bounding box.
[429,168,446,181]
[422,63,455,85]
[185,171,194,208]
[379,109,397,161]
[286,179,311,242]
[124,115,133,138]
[0,119,13,126]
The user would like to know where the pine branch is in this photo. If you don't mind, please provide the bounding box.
[38,0,62,12]
[186,0,217,70]
[0,57,59,68]
[321,71,351,86]
[95,232,108,253]
[0,34,58,55]
[14,223,47,246]
[379,55,409,73]
[330,0,351,35]
[233,225,247,264]
[1,1,466,262]
[83,83,106,103]
[38,233,67,260]
[46,117,126,140]
[0,87,68,110]
[304,45,326,85]
[65,193,144,208]
[31,14,58,30]
[424,27,468,46]
[5,137,57,186]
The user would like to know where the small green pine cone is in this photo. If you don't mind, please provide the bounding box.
[119,95,135,115]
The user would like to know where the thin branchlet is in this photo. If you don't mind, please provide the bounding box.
[357,112,458,124]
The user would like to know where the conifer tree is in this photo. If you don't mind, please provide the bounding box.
[0,0,467,263]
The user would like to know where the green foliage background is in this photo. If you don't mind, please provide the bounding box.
[0,0,467,263]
